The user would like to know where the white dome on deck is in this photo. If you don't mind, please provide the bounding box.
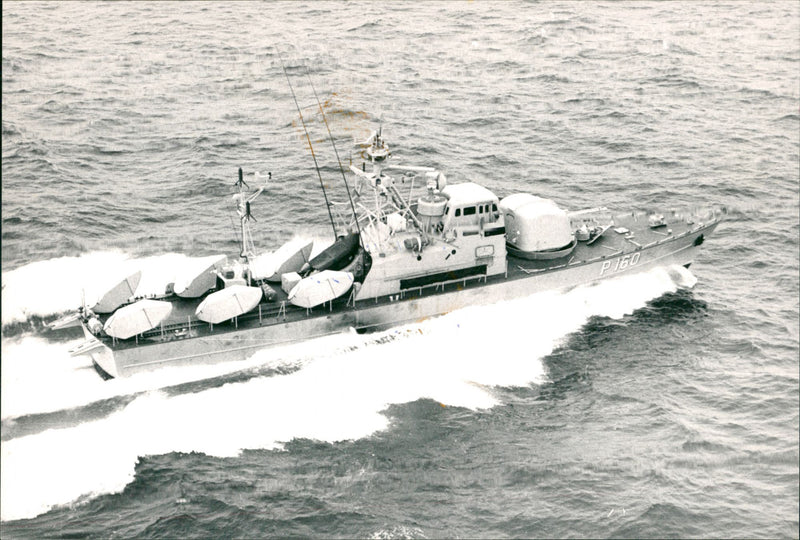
[500,193,573,253]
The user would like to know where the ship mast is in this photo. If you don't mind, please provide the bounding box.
[276,48,339,239]
[233,167,267,262]
[304,66,363,245]
[350,129,442,249]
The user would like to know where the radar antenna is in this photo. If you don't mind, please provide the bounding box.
[234,167,249,190]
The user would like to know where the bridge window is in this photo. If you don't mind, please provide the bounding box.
[463,206,476,216]
[455,208,461,217]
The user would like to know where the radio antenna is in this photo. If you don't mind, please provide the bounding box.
[304,66,363,244]
[276,48,338,239]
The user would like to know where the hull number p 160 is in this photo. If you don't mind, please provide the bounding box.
[600,252,641,275]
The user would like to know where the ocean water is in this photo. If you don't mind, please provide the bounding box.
[2,1,798,538]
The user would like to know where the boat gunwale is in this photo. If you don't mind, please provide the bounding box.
[93,218,720,352]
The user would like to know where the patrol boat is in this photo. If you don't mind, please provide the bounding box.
[57,128,722,379]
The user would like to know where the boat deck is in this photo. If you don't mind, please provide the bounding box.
[99,209,719,351]
[508,209,706,274]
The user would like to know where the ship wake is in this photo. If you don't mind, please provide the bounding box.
[1,262,694,522]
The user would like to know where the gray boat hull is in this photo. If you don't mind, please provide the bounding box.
[85,221,717,378]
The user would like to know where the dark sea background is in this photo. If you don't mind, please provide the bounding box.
[2,1,798,538]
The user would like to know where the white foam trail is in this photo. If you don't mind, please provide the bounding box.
[0,330,361,421]
[668,264,698,289]
[2,252,129,325]
[1,247,341,327]
[1,266,689,522]
[1,252,233,325]
[1,337,97,420]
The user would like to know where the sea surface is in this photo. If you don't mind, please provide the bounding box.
[2,1,798,538]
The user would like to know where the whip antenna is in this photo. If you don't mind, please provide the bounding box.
[276,48,338,239]
[304,66,363,244]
